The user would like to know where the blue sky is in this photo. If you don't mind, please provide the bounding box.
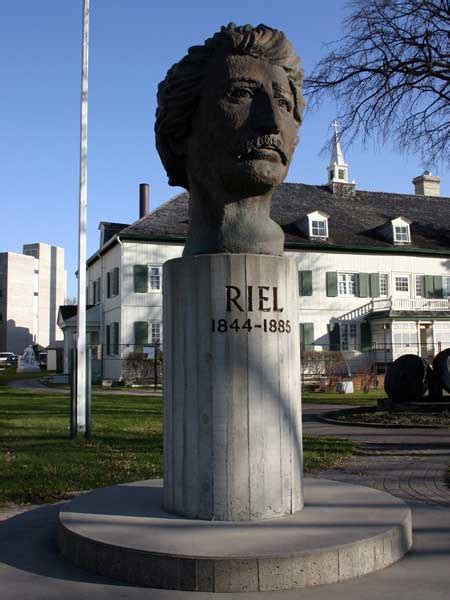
[1,1,448,297]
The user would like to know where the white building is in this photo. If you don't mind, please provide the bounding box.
[0,243,66,355]
[59,141,450,381]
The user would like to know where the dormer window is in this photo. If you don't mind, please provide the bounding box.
[307,210,329,240]
[394,226,409,243]
[391,217,411,245]
[311,220,327,238]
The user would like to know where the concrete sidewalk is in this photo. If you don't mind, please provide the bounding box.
[0,404,449,599]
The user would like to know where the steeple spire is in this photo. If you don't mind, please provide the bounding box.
[328,120,349,184]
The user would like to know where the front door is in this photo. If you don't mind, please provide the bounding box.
[419,323,434,360]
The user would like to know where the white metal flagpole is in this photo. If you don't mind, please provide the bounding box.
[76,0,90,433]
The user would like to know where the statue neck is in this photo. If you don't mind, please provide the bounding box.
[183,182,284,256]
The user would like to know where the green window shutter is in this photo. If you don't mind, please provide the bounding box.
[328,322,341,351]
[326,272,338,297]
[112,322,119,355]
[369,273,380,298]
[134,265,148,293]
[358,273,370,298]
[106,325,111,355]
[113,268,120,296]
[300,322,314,351]
[134,321,148,347]
[360,321,372,351]
[299,270,312,296]
[433,275,443,298]
[106,272,111,298]
[97,278,101,302]
[424,275,434,298]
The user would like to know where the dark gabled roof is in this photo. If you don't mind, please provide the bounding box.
[58,305,95,321]
[99,221,130,245]
[118,183,450,254]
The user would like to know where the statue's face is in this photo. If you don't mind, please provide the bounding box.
[185,53,299,197]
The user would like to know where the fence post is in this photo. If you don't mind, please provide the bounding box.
[85,348,92,438]
[69,348,77,438]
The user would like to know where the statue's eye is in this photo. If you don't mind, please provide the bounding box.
[277,97,292,111]
[229,87,253,100]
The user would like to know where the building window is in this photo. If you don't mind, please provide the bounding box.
[393,322,417,349]
[338,273,358,296]
[134,265,162,293]
[394,225,410,243]
[112,268,119,296]
[341,323,357,351]
[338,168,345,180]
[310,220,327,238]
[92,278,101,304]
[106,322,119,355]
[151,322,162,344]
[107,268,119,298]
[149,266,162,291]
[379,273,389,297]
[395,276,409,293]
[443,276,450,298]
[415,275,424,297]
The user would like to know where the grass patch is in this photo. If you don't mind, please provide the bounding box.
[332,408,450,427]
[303,434,356,472]
[302,389,382,406]
[0,366,49,385]
[0,387,356,506]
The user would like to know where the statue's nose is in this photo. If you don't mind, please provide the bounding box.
[250,94,281,134]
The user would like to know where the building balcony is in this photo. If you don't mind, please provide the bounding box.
[338,296,450,322]
[372,297,450,313]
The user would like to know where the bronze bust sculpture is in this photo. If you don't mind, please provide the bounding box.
[155,23,304,256]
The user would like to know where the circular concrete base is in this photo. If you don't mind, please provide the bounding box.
[58,478,412,593]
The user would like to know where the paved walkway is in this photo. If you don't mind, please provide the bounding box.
[0,403,449,599]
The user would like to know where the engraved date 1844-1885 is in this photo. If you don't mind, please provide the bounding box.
[211,318,291,333]
[211,284,291,334]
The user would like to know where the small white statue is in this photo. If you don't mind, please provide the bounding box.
[17,345,40,373]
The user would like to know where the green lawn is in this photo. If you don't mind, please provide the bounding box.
[0,386,356,506]
[0,366,49,384]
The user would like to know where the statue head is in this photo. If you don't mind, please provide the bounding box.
[156,23,303,191]
[155,24,303,255]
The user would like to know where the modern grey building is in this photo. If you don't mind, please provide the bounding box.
[0,243,66,355]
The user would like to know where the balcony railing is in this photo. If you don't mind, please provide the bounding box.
[337,296,450,322]
[373,297,450,312]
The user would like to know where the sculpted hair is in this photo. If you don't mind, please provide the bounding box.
[155,23,304,189]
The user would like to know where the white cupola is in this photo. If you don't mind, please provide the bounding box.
[328,120,349,184]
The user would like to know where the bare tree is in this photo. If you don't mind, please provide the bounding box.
[305,0,450,167]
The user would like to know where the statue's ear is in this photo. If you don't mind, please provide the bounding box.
[168,135,187,157]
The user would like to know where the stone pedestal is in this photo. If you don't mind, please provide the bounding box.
[163,254,302,521]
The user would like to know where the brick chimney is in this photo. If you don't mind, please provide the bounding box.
[412,171,440,197]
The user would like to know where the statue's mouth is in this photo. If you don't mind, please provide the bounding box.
[237,135,287,165]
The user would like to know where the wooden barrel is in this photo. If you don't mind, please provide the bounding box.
[432,349,450,394]
[384,354,432,403]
